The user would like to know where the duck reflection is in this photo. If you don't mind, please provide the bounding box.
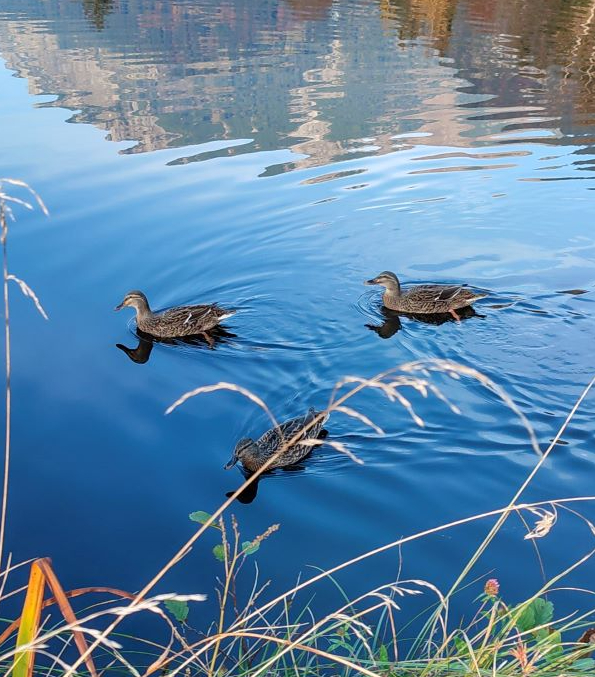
[225,459,313,505]
[116,326,236,364]
[116,334,154,364]
[367,305,480,339]
[366,309,403,338]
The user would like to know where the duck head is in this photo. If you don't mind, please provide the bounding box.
[364,271,401,293]
[225,437,257,469]
[115,290,150,313]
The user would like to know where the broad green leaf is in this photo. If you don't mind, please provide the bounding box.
[516,605,535,633]
[377,644,389,663]
[532,597,554,626]
[544,630,563,663]
[189,510,219,528]
[213,544,226,561]
[164,599,189,623]
[517,597,553,633]
[242,540,260,555]
[573,658,595,672]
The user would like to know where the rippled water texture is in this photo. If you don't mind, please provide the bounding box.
[0,0,594,625]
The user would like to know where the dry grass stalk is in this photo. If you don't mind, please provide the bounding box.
[60,361,595,676]
[17,492,592,677]
[0,180,48,573]
[524,506,558,540]
[7,558,99,677]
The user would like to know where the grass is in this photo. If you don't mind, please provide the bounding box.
[0,181,593,676]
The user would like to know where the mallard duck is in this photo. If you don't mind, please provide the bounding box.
[224,407,328,473]
[115,290,235,339]
[365,271,486,319]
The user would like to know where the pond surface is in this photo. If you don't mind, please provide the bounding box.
[0,0,594,633]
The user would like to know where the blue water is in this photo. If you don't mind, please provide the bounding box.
[0,0,594,648]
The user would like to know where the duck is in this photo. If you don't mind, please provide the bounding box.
[224,407,328,473]
[365,271,487,320]
[115,290,235,340]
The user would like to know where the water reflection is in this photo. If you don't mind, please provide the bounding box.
[115,326,237,364]
[226,481,259,505]
[0,0,593,171]
[116,336,154,364]
[225,459,316,505]
[366,305,481,338]
[81,0,114,30]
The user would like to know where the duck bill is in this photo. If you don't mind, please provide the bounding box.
[365,278,379,286]
[224,454,238,470]
[114,301,124,311]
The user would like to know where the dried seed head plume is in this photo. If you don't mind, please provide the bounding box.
[249,524,280,550]
[324,439,364,465]
[334,406,384,435]
[0,178,49,216]
[401,359,541,455]
[524,505,557,540]
[165,382,277,428]
[7,275,48,320]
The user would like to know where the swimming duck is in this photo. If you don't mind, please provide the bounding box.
[365,271,486,319]
[225,407,328,473]
[115,290,235,339]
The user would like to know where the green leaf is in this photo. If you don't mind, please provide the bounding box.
[573,658,595,672]
[453,636,467,655]
[242,540,260,556]
[327,640,350,652]
[189,510,219,528]
[213,544,226,561]
[544,630,563,663]
[377,644,389,663]
[164,599,189,623]
[517,597,553,633]
[532,597,554,626]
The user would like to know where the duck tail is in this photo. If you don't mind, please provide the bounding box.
[218,307,237,321]
[471,292,489,303]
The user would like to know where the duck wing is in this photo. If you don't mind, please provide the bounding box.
[433,285,486,306]
[159,304,234,333]
[433,285,465,302]
[258,409,326,450]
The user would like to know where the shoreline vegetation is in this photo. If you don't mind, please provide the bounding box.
[0,182,594,676]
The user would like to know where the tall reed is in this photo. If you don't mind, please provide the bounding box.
[0,179,48,569]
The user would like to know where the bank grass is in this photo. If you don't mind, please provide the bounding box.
[0,181,594,676]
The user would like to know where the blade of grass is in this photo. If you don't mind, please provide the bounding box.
[12,560,45,677]
[0,586,135,646]
[37,558,99,677]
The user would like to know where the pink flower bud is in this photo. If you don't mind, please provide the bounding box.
[484,578,500,597]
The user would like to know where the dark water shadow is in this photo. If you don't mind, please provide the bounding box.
[116,325,237,364]
[366,305,481,338]
[225,461,311,505]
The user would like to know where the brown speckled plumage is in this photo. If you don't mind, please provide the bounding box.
[365,271,486,315]
[225,408,328,473]
[115,290,234,338]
